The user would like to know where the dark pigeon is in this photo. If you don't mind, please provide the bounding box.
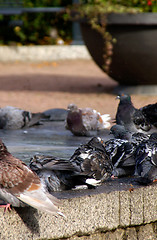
[109,124,150,177]
[115,93,157,134]
[135,133,157,185]
[65,103,111,136]
[29,154,92,191]
[69,137,113,183]
[104,138,136,177]
[70,134,138,179]
[140,103,157,128]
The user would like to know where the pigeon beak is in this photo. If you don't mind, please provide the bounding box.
[116,95,120,100]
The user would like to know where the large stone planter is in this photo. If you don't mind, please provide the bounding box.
[80,13,157,85]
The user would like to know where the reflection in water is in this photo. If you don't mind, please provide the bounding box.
[0,121,110,165]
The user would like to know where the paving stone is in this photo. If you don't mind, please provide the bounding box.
[125,227,138,240]
[104,228,125,240]
[130,188,144,225]
[143,185,157,223]
[119,190,131,227]
[137,223,157,240]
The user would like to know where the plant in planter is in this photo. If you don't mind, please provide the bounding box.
[67,0,157,85]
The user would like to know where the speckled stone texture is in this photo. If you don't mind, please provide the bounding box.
[0,182,157,240]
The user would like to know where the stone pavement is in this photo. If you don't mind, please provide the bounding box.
[0,59,156,119]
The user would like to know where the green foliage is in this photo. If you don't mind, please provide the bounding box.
[78,0,157,12]
[0,0,72,45]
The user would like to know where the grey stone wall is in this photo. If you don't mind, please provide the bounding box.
[0,180,157,239]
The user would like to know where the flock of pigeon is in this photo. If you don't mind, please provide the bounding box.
[0,93,156,217]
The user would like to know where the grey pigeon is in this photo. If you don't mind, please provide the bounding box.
[0,139,61,215]
[29,154,91,191]
[65,103,111,136]
[0,106,42,130]
[115,93,157,134]
[110,125,132,140]
[110,124,150,143]
[42,108,68,121]
[135,133,157,185]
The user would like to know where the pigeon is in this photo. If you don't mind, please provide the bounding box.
[135,133,157,185]
[104,137,136,178]
[42,108,68,121]
[0,106,42,130]
[0,139,61,215]
[69,137,113,183]
[29,154,91,191]
[108,124,151,177]
[70,135,137,179]
[140,103,157,128]
[115,93,157,134]
[110,125,132,140]
[110,124,150,143]
[65,103,111,136]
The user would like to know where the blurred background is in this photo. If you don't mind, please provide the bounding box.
[0,0,73,46]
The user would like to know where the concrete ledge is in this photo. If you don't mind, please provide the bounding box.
[0,45,91,62]
[1,179,157,239]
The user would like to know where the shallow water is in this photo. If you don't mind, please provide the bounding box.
[0,121,110,165]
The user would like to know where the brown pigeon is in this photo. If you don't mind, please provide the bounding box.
[0,139,61,215]
[65,103,111,136]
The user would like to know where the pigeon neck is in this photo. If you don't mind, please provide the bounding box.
[120,99,133,106]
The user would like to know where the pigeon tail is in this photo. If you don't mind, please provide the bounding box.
[17,184,61,215]
[100,114,111,129]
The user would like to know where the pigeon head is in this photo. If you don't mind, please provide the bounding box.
[0,139,8,154]
[22,111,32,126]
[87,137,106,151]
[67,103,79,112]
[110,125,131,140]
[29,155,45,171]
[116,93,132,103]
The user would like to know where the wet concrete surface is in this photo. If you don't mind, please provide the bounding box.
[0,121,111,165]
